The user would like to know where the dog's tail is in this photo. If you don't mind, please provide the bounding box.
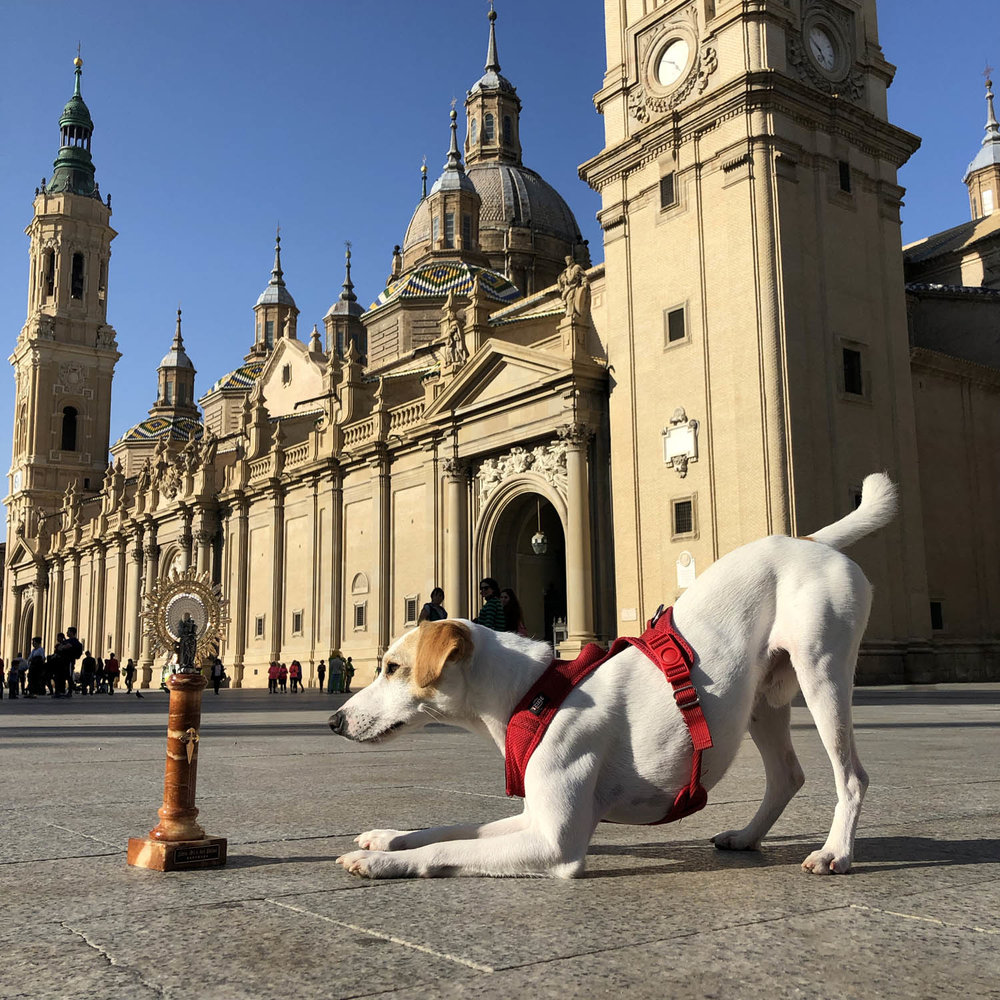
[807,472,898,551]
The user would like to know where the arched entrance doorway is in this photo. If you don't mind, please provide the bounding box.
[483,491,566,645]
[19,603,34,659]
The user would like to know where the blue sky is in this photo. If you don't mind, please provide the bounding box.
[1,0,998,542]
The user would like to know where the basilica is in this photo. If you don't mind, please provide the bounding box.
[5,1,1000,688]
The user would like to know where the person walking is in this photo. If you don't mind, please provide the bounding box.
[278,662,288,693]
[501,588,529,636]
[418,588,448,623]
[106,653,120,694]
[124,658,137,694]
[317,659,326,692]
[210,657,225,695]
[80,651,97,695]
[343,657,355,694]
[473,578,506,631]
[328,652,344,694]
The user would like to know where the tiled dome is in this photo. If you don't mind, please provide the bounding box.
[370,261,521,311]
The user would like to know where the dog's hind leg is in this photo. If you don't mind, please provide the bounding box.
[796,651,868,875]
[712,699,804,851]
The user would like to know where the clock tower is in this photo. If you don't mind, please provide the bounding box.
[7,56,120,542]
[582,0,931,669]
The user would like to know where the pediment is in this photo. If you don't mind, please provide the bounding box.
[6,533,40,570]
[258,338,327,418]
[424,339,570,419]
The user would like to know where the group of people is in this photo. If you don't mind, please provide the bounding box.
[415,582,527,635]
[318,652,355,693]
[1,627,142,701]
[266,660,304,693]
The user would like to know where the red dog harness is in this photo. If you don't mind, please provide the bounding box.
[505,606,713,824]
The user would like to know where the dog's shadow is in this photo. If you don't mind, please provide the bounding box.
[584,835,1000,878]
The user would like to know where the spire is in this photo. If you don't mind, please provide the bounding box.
[270,228,286,287]
[486,1,500,73]
[421,156,428,199]
[172,307,184,351]
[983,74,1000,146]
[47,54,100,198]
[446,105,462,171]
[340,241,358,303]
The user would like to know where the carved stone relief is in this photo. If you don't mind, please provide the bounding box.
[476,438,570,505]
[662,407,700,478]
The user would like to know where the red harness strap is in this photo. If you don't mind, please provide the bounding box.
[504,607,713,824]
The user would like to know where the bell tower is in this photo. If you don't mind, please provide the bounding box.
[7,55,120,537]
[582,0,931,662]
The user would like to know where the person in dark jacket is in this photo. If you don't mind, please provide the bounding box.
[473,578,506,631]
[418,588,447,623]
[80,652,97,695]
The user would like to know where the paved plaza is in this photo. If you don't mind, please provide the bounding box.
[1,683,997,1000]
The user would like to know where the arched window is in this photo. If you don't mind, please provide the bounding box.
[71,253,85,300]
[484,113,495,142]
[43,249,55,299]
[351,572,370,595]
[471,118,478,144]
[61,407,78,451]
[503,115,512,145]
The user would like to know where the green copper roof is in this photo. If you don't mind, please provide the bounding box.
[47,57,100,199]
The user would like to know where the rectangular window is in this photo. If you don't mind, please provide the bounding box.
[404,596,418,626]
[432,216,440,243]
[838,160,852,193]
[255,615,265,639]
[164,381,173,404]
[984,189,995,215]
[71,253,85,300]
[444,212,455,248]
[354,602,367,631]
[929,601,944,631]
[291,610,303,635]
[265,320,275,348]
[843,348,864,395]
[672,498,695,536]
[462,214,472,246]
[660,172,676,209]
[665,306,686,345]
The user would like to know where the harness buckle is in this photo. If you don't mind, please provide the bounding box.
[673,682,699,709]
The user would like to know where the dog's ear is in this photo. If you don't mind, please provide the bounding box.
[413,620,473,690]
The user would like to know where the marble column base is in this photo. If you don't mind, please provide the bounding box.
[127,835,228,872]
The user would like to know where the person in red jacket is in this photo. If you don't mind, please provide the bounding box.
[278,662,288,693]
[267,661,279,694]
[289,660,302,693]
[105,653,120,694]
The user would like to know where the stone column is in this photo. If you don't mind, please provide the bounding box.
[232,497,249,687]
[195,527,213,577]
[139,532,160,685]
[114,534,128,656]
[68,551,82,632]
[442,458,469,619]
[9,585,23,659]
[558,423,597,654]
[269,486,285,664]
[125,533,143,669]
[179,516,193,573]
[50,558,65,644]
[329,466,343,659]
[93,542,107,655]
[33,570,48,653]
[372,449,392,660]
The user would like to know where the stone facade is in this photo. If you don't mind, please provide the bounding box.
[5,3,1000,687]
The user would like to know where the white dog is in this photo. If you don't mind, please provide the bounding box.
[331,472,897,879]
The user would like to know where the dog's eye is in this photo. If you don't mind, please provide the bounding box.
[384,662,398,677]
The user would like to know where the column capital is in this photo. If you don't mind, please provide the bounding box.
[143,541,160,560]
[556,422,593,448]
[441,456,471,479]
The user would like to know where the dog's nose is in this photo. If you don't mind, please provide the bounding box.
[328,711,346,735]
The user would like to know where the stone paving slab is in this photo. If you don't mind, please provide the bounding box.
[1,686,997,999]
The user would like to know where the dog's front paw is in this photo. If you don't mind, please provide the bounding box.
[355,828,409,851]
[711,829,761,851]
[801,848,851,875]
[336,849,402,879]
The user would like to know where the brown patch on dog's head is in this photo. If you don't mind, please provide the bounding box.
[413,620,473,691]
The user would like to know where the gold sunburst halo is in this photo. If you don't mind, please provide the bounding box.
[142,567,230,666]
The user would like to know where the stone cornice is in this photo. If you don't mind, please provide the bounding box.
[910,346,1000,390]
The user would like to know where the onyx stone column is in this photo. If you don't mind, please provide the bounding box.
[559,423,597,655]
[127,670,227,871]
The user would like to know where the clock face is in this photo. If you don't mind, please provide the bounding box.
[12,471,21,492]
[808,25,837,72]
[656,38,691,87]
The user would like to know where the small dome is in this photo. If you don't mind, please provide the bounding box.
[159,345,195,370]
[256,283,297,308]
[370,261,521,311]
[467,162,582,243]
[468,69,517,98]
